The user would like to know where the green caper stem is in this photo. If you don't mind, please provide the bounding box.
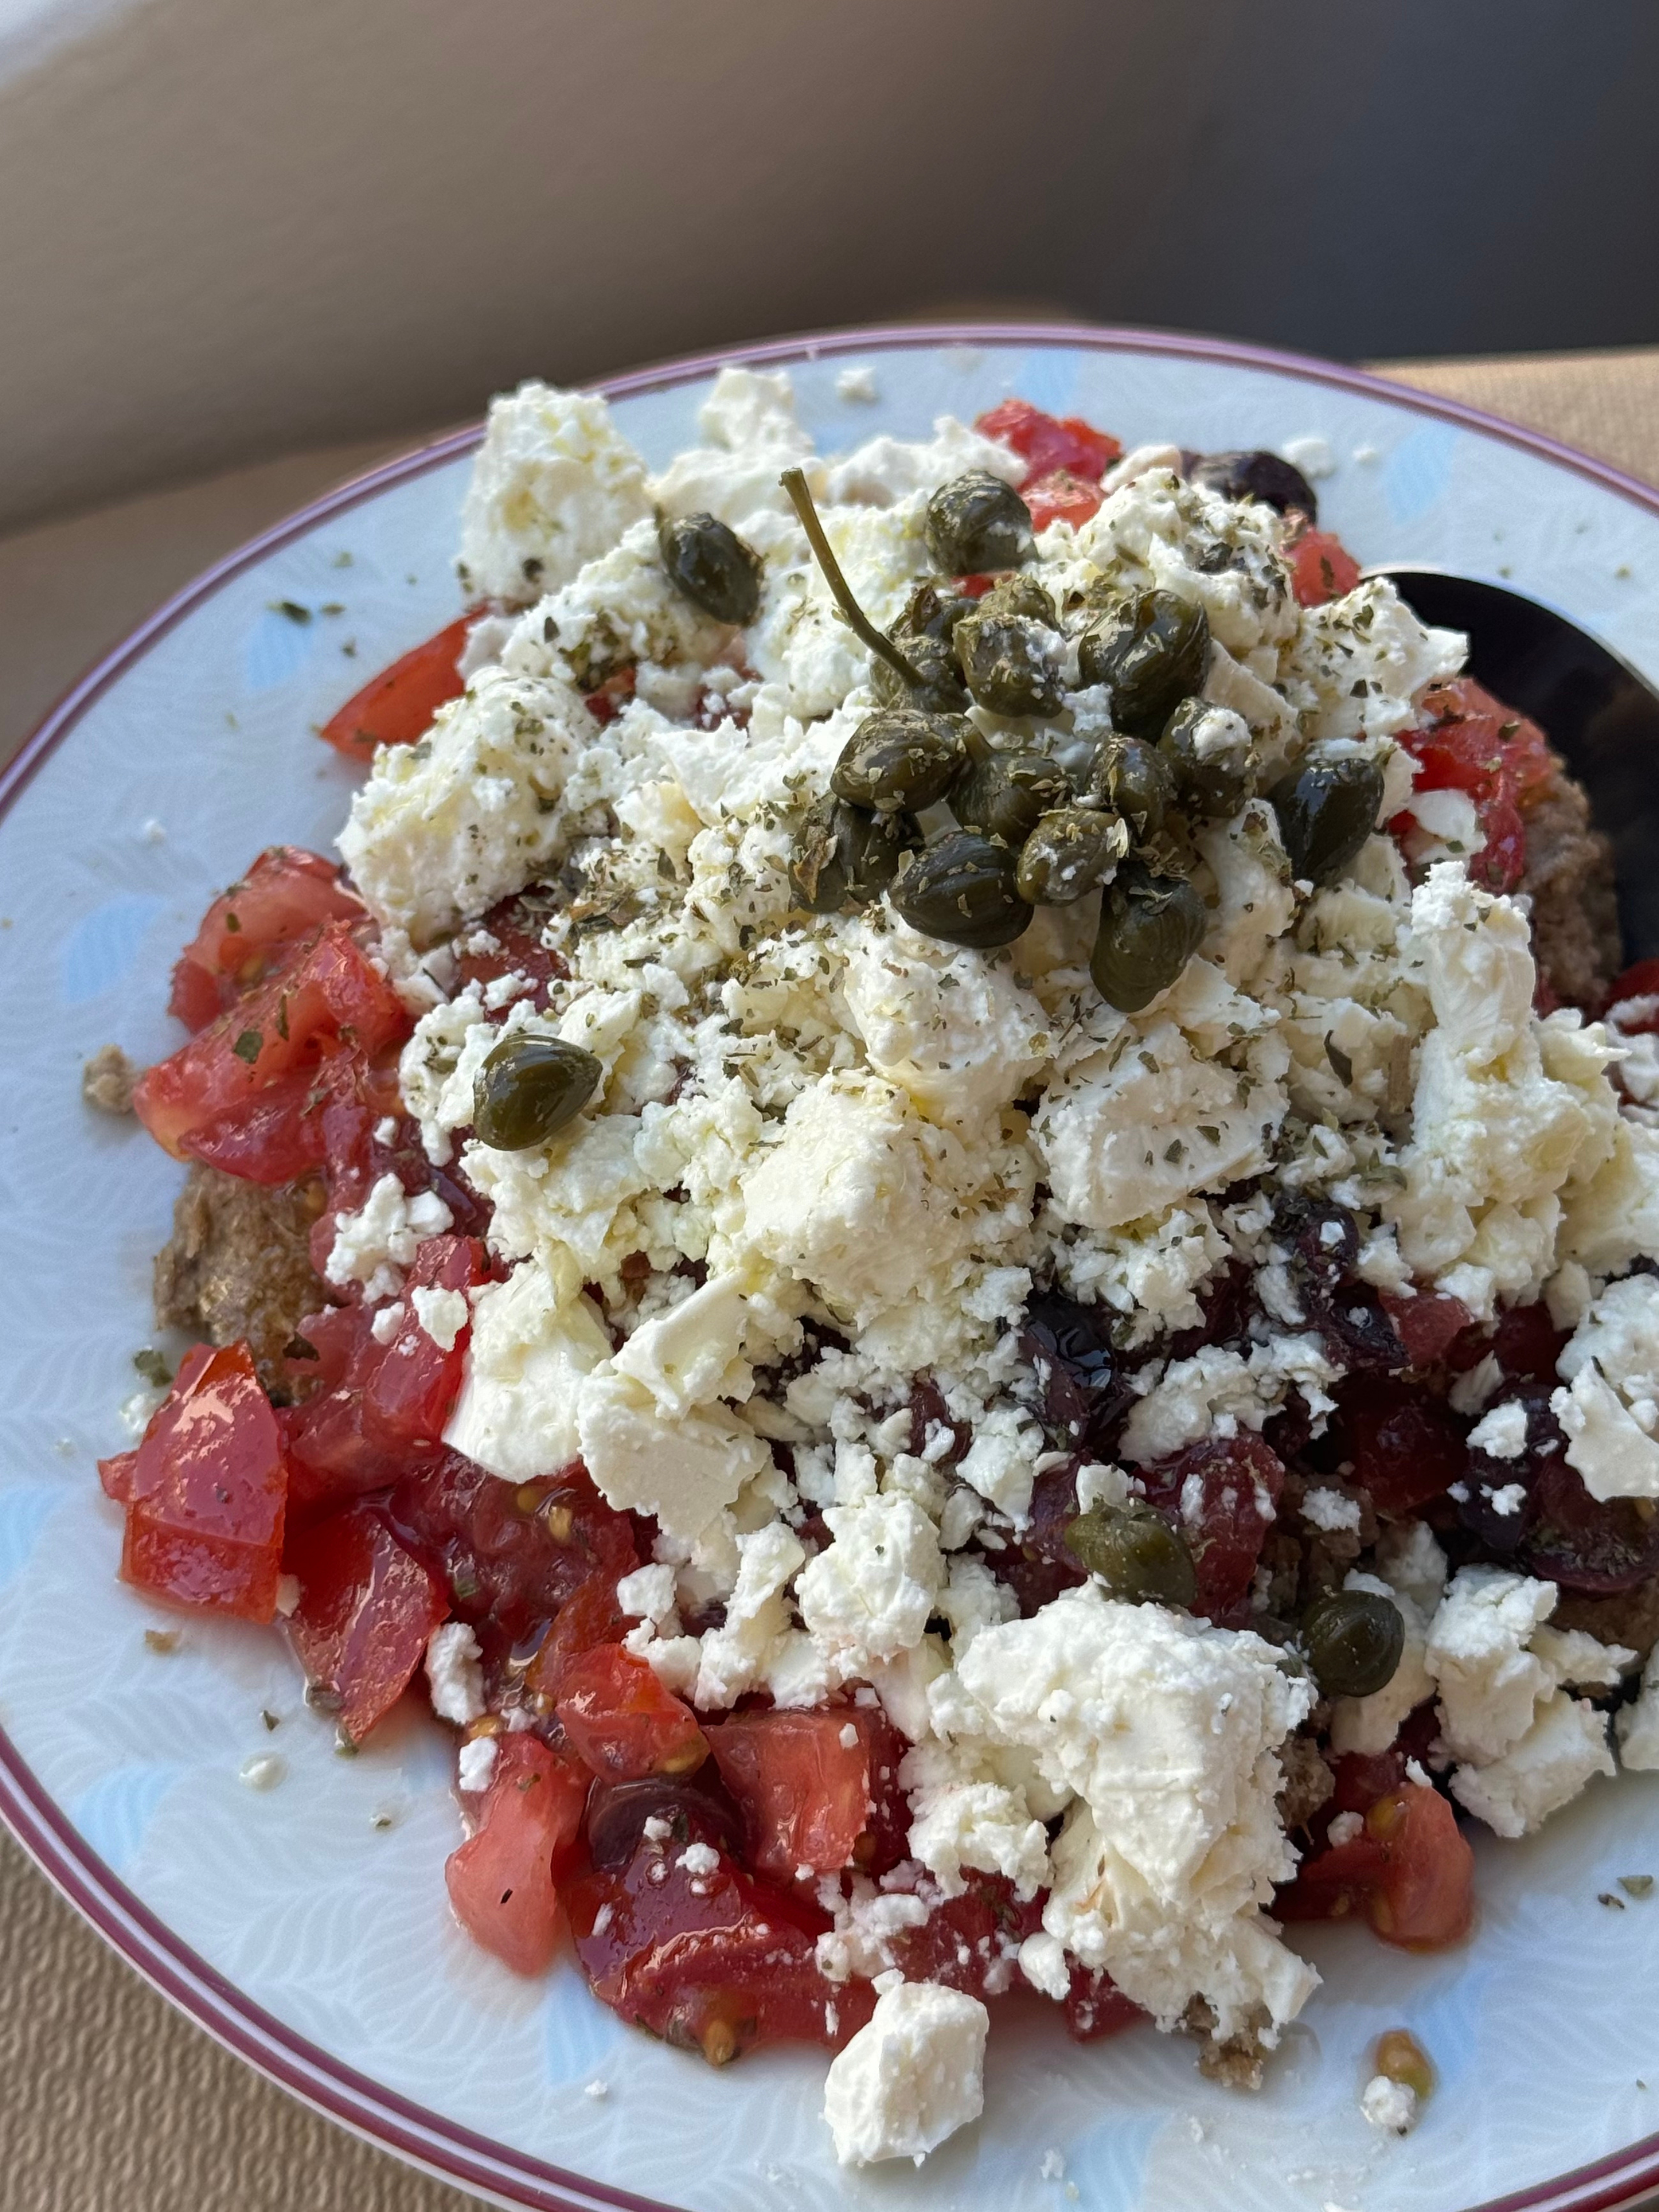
[780,467,924,691]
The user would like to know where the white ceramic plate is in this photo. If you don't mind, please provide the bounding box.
[6,325,1659,2212]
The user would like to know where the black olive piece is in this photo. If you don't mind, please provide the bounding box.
[1159,696,1258,819]
[473,1033,603,1150]
[1188,449,1318,523]
[1090,857,1207,1012]
[1075,732,1175,839]
[951,749,1073,847]
[1019,1293,1126,1448]
[890,830,1033,949]
[924,470,1036,576]
[1077,590,1211,738]
[831,708,971,815]
[657,511,764,626]
[955,607,1065,719]
[1064,1504,1197,1608]
[789,794,922,913]
[1267,755,1385,888]
[1017,806,1131,905]
[1300,1589,1404,1698]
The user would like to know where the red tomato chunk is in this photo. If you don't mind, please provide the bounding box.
[360,1234,489,1449]
[557,1646,709,1781]
[1380,1289,1475,1368]
[709,1708,876,1882]
[1286,528,1362,608]
[975,399,1121,484]
[884,1872,1042,2001]
[1023,470,1105,533]
[1279,1783,1474,1950]
[121,1342,287,1621]
[168,848,365,1032]
[1140,1434,1284,1623]
[285,1503,448,1741]
[1393,678,1553,895]
[319,612,475,764]
[567,1837,871,2062]
[444,1734,589,1975]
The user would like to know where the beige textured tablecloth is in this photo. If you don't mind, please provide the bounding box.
[4,345,1659,2212]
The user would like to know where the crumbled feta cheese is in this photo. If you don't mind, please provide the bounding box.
[822,1982,988,2166]
[1302,1485,1362,1534]
[1426,1565,1560,1764]
[457,1736,498,1793]
[369,1301,405,1346]
[1361,2075,1419,2134]
[325,1173,454,1302]
[410,1284,470,1353]
[425,1622,485,1726]
[1553,1274,1659,1498]
[1450,1691,1615,1837]
[577,1369,770,1541]
[459,382,652,605]
[798,1493,944,1675]
[1468,1398,1529,1461]
[1019,1929,1071,2001]
[443,1265,611,1483]
[836,365,879,404]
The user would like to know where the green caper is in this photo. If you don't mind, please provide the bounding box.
[831,708,970,815]
[1091,857,1208,1011]
[788,795,921,913]
[1300,1589,1404,1699]
[1016,807,1131,904]
[871,583,973,714]
[1076,732,1175,839]
[951,749,1072,847]
[473,1034,602,1150]
[657,512,763,625]
[1064,1504,1197,1607]
[955,608,1064,719]
[975,572,1056,625]
[1077,590,1211,737]
[1159,696,1259,818]
[924,470,1035,575]
[1267,754,1385,887]
[890,831,1033,949]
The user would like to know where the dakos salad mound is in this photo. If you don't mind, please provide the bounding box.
[87,367,1659,2166]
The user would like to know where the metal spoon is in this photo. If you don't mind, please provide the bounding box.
[1380,568,1659,962]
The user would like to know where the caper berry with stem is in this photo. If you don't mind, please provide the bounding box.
[657,511,764,625]
[1075,731,1175,839]
[1017,806,1131,905]
[1065,1503,1197,1607]
[1091,857,1208,1012]
[924,470,1035,575]
[1267,754,1385,887]
[1188,449,1318,521]
[890,831,1032,949]
[831,708,970,815]
[788,795,921,913]
[951,748,1072,847]
[1159,696,1258,817]
[473,1034,602,1150]
[871,584,973,714]
[1078,590,1211,738]
[1300,1588,1404,1698]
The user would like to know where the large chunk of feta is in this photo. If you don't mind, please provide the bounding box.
[458,382,652,605]
[442,1263,611,1482]
[822,1981,988,2167]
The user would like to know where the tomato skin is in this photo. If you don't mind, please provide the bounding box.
[1380,1289,1475,1368]
[884,1872,1043,2001]
[134,925,410,1167]
[285,1503,448,1741]
[1287,528,1362,607]
[1393,679,1553,896]
[168,848,364,1032]
[362,1234,489,1449]
[1139,1434,1284,1623]
[708,1708,874,1881]
[974,399,1120,484]
[444,1734,589,1976]
[1609,957,1659,1014]
[1339,1372,1468,1514]
[1279,1782,1475,1950]
[121,1342,287,1621]
[567,1836,868,2060]
[98,1448,138,1504]
[556,1646,709,1781]
[1023,469,1105,533]
[319,613,475,764]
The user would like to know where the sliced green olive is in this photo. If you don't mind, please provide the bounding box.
[1077,590,1211,737]
[788,795,921,913]
[1091,857,1207,1011]
[1159,696,1258,818]
[1301,1589,1404,1699]
[1065,1504,1197,1607]
[1267,754,1385,887]
[1016,807,1131,904]
[924,471,1035,575]
[890,831,1033,949]
[1076,733,1175,839]
[951,749,1072,847]
[473,1034,602,1150]
[831,708,970,815]
[956,609,1064,719]
[657,512,763,625]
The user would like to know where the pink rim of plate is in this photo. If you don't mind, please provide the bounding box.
[5,320,1659,2212]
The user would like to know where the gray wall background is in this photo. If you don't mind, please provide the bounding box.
[3,0,1657,533]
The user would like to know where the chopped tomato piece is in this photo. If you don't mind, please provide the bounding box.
[167,848,364,1031]
[556,1645,709,1780]
[176,1064,334,1186]
[453,891,570,1012]
[133,924,409,1170]
[98,1448,138,1504]
[319,612,475,764]
[281,1301,422,1515]
[1139,1434,1284,1622]
[708,1708,874,1881]
[1064,1963,1143,2042]
[1279,1783,1474,1950]
[121,1342,287,1621]
[444,1733,589,1975]
[975,399,1120,484]
[1338,1372,1468,1514]
[1023,469,1105,533]
[1380,1289,1475,1368]
[884,1872,1043,2001]
[1393,679,1553,894]
[285,1503,448,1741]
[1608,956,1659,1017]
[1287,529,1362,607]
[362,1234,489,1449]
[583,665,636,726]
[567,1836,869,2061]
[526,1572,634,1700]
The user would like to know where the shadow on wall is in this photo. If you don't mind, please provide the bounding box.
[3,0,1659,531]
